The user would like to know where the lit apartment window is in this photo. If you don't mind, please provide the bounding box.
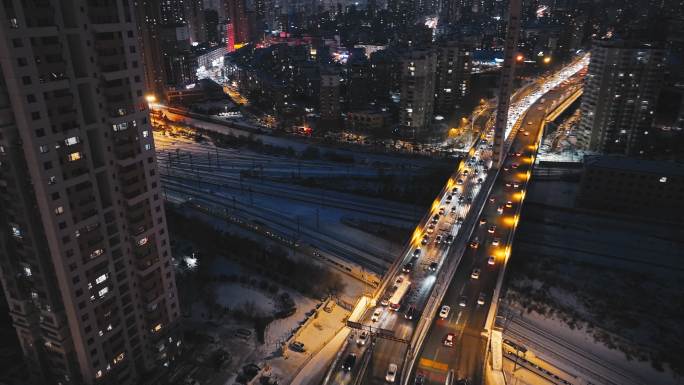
[137,237,148,246]
[90,249,104,259]
[10,224,22,238]
[95,273,108,285]
[39,145,49,153]
[24,266,32,277]
[95,370,102,379]
[48,176,57,184]
[142,130,149,138]
[112,122,128,131]
[144,143,151,151]
[67,152,82,162]
[113,352,125,364]
[55,206,64,215]
[65,136,80,146]
[152,323,162,333]
[98,287,109,298]
[659,177,667,183]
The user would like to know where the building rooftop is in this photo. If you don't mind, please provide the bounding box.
[584,155,684,177]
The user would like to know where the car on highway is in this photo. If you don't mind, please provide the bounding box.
[477,178,483,184]
[450,206,457,213]
[457,217,464,224]
[511,163,519,169]
[414,373,425,385]
[456,178,464,185]
[427,224,435,233]
[458,195,465,203]
[488,256,496,266]
[477,293,486,306]
[405,305,416,320]
[343,353,357,371]
[439,305,450,319]
[428,262,438,272]
[497,205,504,214]
[439,207,446,215]
[421,235,429,245]
[527,121,533,125]
[505,182,512,188]
[413,248,422,256]
[372,308,382,322]
[386,363,398,383]
[462,170,469,176]
[290,341,306,352]
[513,182,520,189]
[357,331,369,346]
[471,268,480,279]
[479,218,487,225]
[435,235,442,244]
[469,239,479,249]
[488,225,496,234]
[395,276,404,284]
[381,296,390,306]
[466,196,473,204]
[489,197,496,203]
[403,262,414,272]
[445,195,452,203]
[458,296,467,307]
[446,234,454,243]
[492,238,501,246]
[523,131,530,136]
[451,187,458,194]
[443,333,455,347]
[506,200,513,208]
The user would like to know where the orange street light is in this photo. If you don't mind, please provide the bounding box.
[145,94,157,103]
[516,54,524,62]
[543,56,551,64]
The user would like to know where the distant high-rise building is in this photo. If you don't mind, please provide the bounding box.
[399,49,437,136]
[346,52,372,111]
[185,0,207,44]
[204,9,221,45]
[319,69,342,125]
[434,41,472,119]
[580,39,666,156]
[493,0,521,166]
[224,0,250,44]
[135,0,168,100]
[0,2,180,385]
[160,0,187,25]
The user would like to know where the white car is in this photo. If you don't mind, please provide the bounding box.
[477,293,486,306]
[439,305,450,319]
[492,238,501,246]
[471,268,480,280]
[386,363,398,383]
[372,308,382,322]
[488,256,496,266]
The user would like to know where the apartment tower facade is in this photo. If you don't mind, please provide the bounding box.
[579,39,666,156]
[399,48,437,137]
[0,1,179,385]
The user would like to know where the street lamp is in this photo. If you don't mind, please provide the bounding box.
[543,56,551,64]
[516,54,524,62]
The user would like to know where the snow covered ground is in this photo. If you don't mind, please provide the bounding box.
[500,178,684,385]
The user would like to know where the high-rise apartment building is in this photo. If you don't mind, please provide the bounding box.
[493,0,521,166]
[160,0,187,25]
[0,2,180,385]
[399,49,437,137]
[319,69,342,125]
[434,41,472,119]
[579,39,666,156]
[224,0,250,45]
[135,0,168,101]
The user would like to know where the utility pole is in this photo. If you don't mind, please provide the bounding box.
[492,0,522,168]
